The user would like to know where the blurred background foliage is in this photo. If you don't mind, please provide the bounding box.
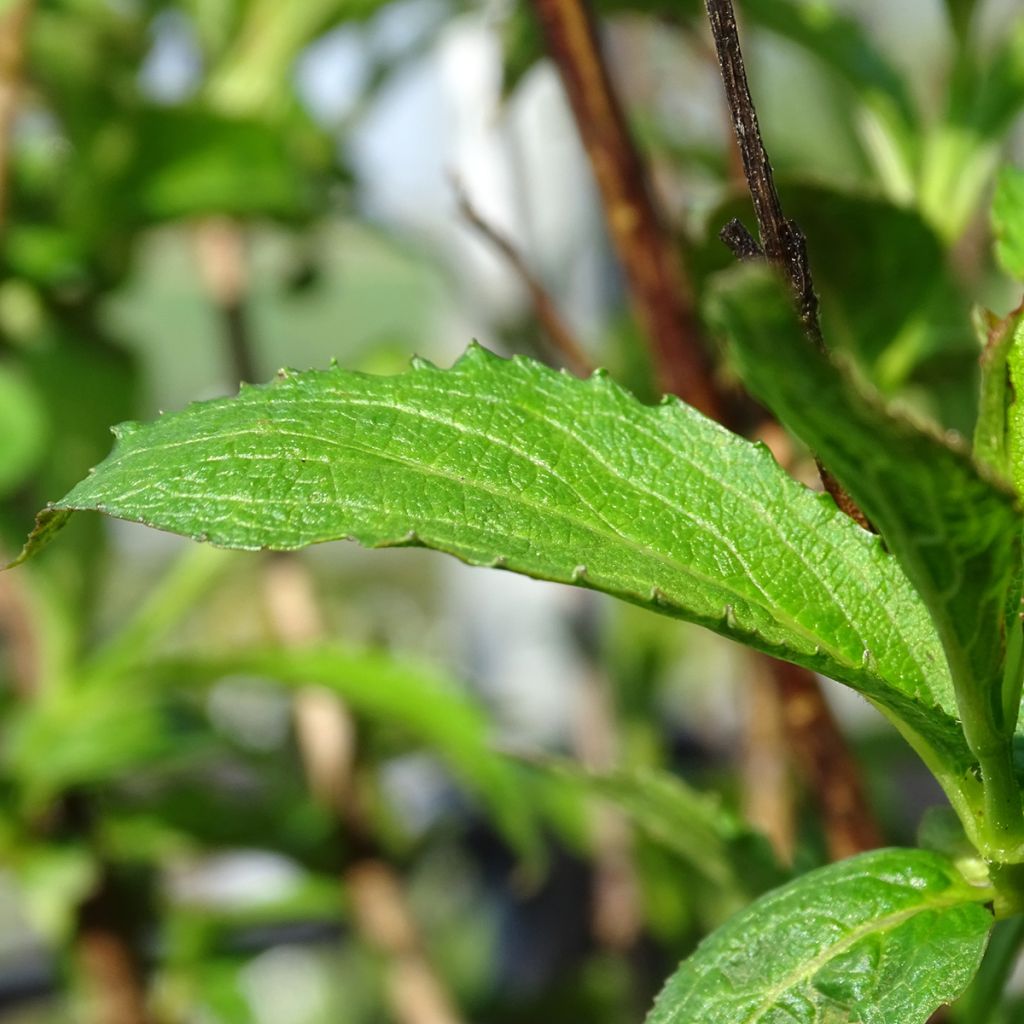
[0,0,1023,1021]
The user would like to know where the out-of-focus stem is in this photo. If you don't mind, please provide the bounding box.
[768,658,881,859]
[571,660,643,950]
[193,218,258,384]
[529,0,723,418]
[75,871,151,1024]
[453,177,593,378]
[741,669,795,863]
[262,557,464,1024]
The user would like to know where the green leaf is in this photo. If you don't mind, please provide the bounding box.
[646,848,992,1024]
[712,266,1024,852]
[19,345,971,779]
[993,165,1024,283]
[150,646,542,866]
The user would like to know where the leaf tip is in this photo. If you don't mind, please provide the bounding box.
[5,507,74,569]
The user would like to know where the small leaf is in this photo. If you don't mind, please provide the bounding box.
[647,848,992,1024]
[21,346,972,789]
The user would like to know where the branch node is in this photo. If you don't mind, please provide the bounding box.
[720,218,763,261]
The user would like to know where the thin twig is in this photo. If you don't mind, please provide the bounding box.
[453,177,594,378]
[703,0,819,344]
[530,0,724,419]
[453,177,645,956]
[703,0,873,532]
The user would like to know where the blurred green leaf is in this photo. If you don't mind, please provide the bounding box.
[921,22,1024,239]
[0,365,47,499]
[523,759,784,919]
[993,165,1024,282]
[647,849,992,1024]
[151,646,542,865]
[741,0,920,198]
[10,843,97,944]
[124,106,326,224]
[4,684,202,803]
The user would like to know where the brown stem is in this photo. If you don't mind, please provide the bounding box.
[453,177,594,378]
[741,669,796,863]
[529,0,723,418]
[767,658,882,859]
[75,871,151,1024]
[0,0,33,236]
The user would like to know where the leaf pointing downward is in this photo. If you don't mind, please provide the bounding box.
[21,345,968,774]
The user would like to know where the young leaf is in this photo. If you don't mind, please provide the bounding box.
[17,346,972,785]
[711,266,1024,848]
[647,848,992,1024]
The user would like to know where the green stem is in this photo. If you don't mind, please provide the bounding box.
[953,914,1024,1022]
[990,863,1024,919]
[976,741,1024,859]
